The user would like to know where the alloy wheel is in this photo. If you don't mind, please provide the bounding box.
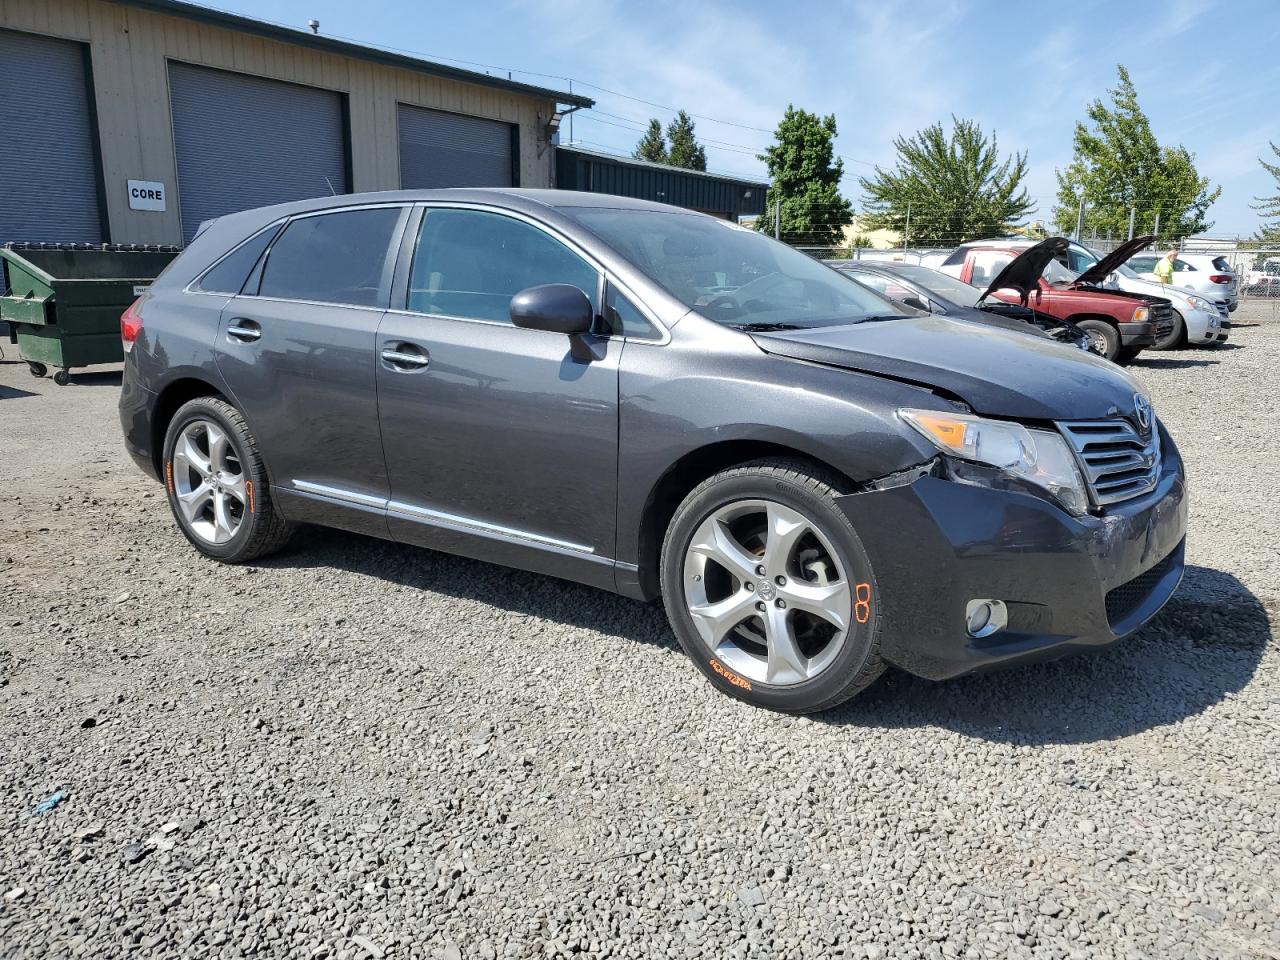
[171,419,248,544]
[682,499,852,686]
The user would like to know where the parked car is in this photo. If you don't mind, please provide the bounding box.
[1060,238,1228,349]
[119,190,1187,713]
[1127,252,1238,312]
[1245,259,1280,296]
[939,238,1174,363]
[826,259,1091,351]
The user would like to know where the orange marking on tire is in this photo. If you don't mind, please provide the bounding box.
[854,582,872,624]
[710,658,752,692]
[245,479,255,513]
[165,460,174,494]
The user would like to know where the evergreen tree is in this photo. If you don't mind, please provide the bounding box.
[1251,140,1280,255]
[665,110,707,171]
[633,119,667,163]
[756,106,852,245]
[858,117,1032,244]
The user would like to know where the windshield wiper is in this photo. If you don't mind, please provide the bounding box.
[852,314,908,324]
[732,322,803,332]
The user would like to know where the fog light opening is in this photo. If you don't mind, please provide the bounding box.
[965,599,1008,638]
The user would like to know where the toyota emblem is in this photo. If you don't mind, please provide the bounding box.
[1133,393,1153,434]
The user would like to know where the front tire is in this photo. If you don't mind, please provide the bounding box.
[1152,310,1185,350]
[1075,318,1120,361]
[162,397,293,563]
[660,459,883,713]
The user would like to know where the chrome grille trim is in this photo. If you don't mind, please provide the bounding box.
[1057,418,1161,507]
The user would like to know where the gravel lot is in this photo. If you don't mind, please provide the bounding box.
[1,306,1277,960]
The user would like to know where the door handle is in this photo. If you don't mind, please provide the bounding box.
[380,342,430,370]
[227,319,262,343]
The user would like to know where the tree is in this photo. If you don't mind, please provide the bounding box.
[1251,141,1280,256]
[756,105,852,245]
[1053,65,1220,241]
[857,117,1032,245]
[633,119,667,163]
[665,111,707,171]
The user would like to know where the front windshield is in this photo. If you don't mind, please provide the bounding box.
[872,263,983,306]
[568,208,906,329]
[1043,258,1077,283]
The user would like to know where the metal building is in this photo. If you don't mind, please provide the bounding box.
[555,147,767,220]
[0,0,590,246]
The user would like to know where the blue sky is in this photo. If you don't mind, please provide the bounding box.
[215,0,1278,234]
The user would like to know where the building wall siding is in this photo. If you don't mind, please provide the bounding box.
[0,0,556,244]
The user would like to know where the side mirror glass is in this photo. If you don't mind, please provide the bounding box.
[510,284,594,335]
[901,295,930,313]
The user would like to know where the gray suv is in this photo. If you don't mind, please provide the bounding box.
[119,190,1187,713]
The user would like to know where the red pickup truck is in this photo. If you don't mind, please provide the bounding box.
[940,237,1174,363]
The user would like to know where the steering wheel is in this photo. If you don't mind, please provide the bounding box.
[705,295,740,313]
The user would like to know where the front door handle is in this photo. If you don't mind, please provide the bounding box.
[227,318,262,343]
[380,342,430,371]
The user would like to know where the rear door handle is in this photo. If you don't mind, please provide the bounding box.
[227,319,262,343]
[380,342,430,371]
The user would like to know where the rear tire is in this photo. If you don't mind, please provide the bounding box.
[162,397,293,563]
[660,458,884,713]
[1152,310,1185,350]
[1075,319,1120,361]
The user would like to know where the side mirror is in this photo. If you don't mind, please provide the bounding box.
[901,295,930,312]
[510,283,594,334]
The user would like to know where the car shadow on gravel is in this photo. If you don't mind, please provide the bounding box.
[261,527,680,651]
[1131,356,1222,369]
[817,564,1272,745]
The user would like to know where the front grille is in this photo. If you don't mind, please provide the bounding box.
[1104,546,1180,628]
[1058,417,1161,507]
[1150,302,1175,339]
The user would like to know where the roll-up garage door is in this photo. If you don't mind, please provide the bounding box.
[168,62,347,243]
[398,104,515,189]
[0,29,103,246]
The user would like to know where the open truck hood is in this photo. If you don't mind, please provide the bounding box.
[751,315,1143,422]
[1074,235,1156,286]
[978,237,1069,303]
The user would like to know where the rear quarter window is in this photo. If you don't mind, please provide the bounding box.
[195,225,280,294]
[1212,257,1232,272]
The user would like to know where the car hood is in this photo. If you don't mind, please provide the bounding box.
[978,237,1069,303]
[751,315,1144,421]
[1074,235,1157,285]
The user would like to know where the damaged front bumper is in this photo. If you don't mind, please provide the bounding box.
[836,436,1187,681]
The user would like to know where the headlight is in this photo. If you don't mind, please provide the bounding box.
[1132,306,1149,323]
[900,408,1090,514]
[1185,295,1211,311]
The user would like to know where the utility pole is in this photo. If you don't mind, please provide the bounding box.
[903,202,911,250]
[1074,195,1085,241]
[568,80,574,144]
[1127,206,1136,241]
[1153,212,1161,243]
[773,198,780,241]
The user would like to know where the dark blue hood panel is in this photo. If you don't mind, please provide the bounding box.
[752,315,1146,422]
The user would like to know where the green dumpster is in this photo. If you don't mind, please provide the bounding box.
[1,242,181,384]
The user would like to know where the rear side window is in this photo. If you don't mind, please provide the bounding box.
[1129,257,1156,272]
[407,208,599,324]
[1174,259,1195,272]
[195,225,279,294]
[1212,257,1232,272]
[258,207,402,307]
